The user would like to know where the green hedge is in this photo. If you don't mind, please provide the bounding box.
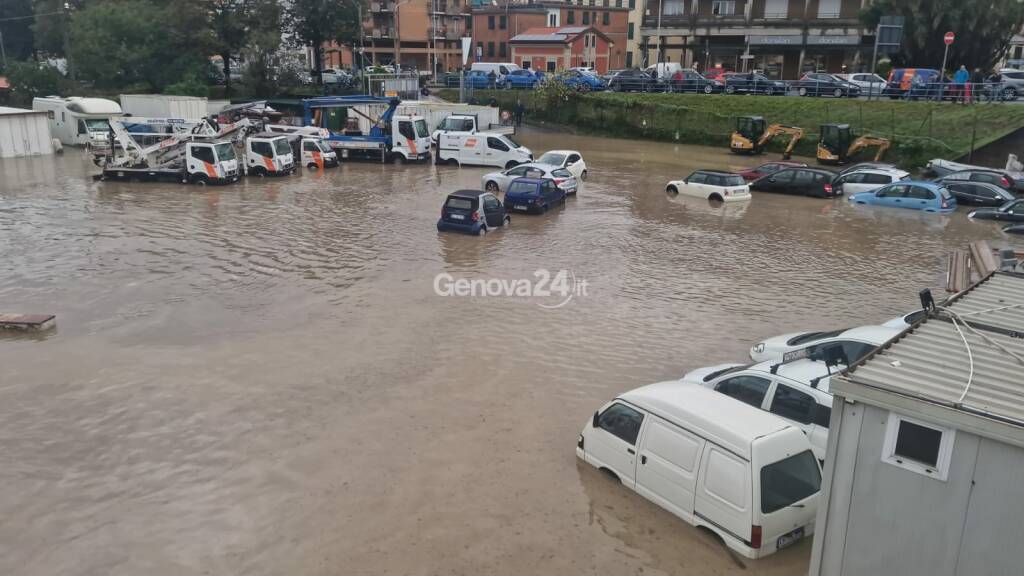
[437,89,1024,170]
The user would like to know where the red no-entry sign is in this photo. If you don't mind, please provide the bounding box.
[944,32,955,45]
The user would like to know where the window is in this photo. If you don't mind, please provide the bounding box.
[251,141,274,158]
[190,146,215,163]
[662,0,684,14]
[764,0,788,17]
[760,450,821,513]
[445,197,474,210]
[487,42,495,57]
[476,41,483,56]
[771,169,795,183]
[793,170,815,184]
[882,413,956,480]
[878,185,907,198]
[715,375,770,408]
[302,140,318,152]
[398,121,416,140]
[627,22,634,40]
[840,172,866,184]
[629,0,635,8]
[488,15,495,29]
[616,0,622,6]
[626,51,633,67]
[817,0,840,18]
[582,11,589,24]
[863,172,894,184]
[602,11,609,25]
[487,136,509,151]
[567,10,575,24]
[971,173,1001,185]
[566,153,581,164]
[812,404,831,428]
[547,60,557,72]
[483,195,501,211]
[711,0,735,15]
[548,13,557,26]
[499,15,507,29]
[687,172,708,184]
[499,42,507,57]
[907,185,935,200]
[769,384,816,425]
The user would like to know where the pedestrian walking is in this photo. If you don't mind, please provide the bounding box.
[514,99,525,127]
[954,65,970,103]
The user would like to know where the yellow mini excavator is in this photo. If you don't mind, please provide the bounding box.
[729,116,805,160]
[816,123,891,165]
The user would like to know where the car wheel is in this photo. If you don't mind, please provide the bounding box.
[191,173,208,186]
[505,161,519,170]
[578,83,591,93]
[307,163,318,170]
[667,185,678,194]
[1004,87,1018,100]
[580,169,587,181]
[390,153,405,164]
[709,194,724,202]
[252,166,266,177]
[485,181,499,193]
[447,158,459,166]
[798,87,808,97]
[725,85,736,95]
[477,225,487,236]
[504,215,511,226]
[834,88,844,98]
[703,84,713,94]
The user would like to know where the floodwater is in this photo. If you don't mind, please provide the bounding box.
[0,130,1017,576]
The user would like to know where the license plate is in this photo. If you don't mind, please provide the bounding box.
[450,214,464,220]
[514,204,527,210]
[777,527,804,550]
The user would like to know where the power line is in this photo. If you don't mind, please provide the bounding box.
[0,11,68,23]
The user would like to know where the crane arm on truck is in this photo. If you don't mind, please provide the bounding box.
[757,124,805,160]
[302,96,401,137]
[102,117,258,168]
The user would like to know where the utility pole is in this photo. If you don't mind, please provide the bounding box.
[0,28,7,68]
[656,0,663,69]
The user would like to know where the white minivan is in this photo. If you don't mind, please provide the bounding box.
[577,382,821,559]
[436,131,532,168]
[470,62,521,83]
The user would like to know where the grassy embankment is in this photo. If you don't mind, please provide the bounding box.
[437,89,1024,170]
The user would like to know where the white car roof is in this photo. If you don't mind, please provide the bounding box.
[619,381,794,459]
[852,168,910,177]
[541,149,580,156]
[836,325,902,343]
[745,358,838,394]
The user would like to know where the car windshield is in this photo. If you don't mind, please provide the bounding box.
[760,450,821,514]
[445,197,474,210]
[214,142,236,161]
[414,119,429,139]
[702,363,753,382]
[84,118,110,131]
[1001,199,1022,212]
[538,152,566,165]
[508,181,538,195]
[272,138,291,155]
[787,328,846,346]
[722,174,745,186]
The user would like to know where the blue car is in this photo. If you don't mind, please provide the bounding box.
[504,177,566,214]
[463,70,504,89]
[437,189,510,235]
[505,69,542,89]
[849,181,957,213]
[554,69,606,93]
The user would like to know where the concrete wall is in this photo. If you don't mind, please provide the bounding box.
[811,401,1024,576]
[0,110,53,158]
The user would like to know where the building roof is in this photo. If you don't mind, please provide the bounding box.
[0,106,47,117]
[619,381,793,459]
[836,272,1024,447]
[510,26,610,44]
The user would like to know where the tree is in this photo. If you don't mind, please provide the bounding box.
[287,0,363,84]
[862,0,1024,71]
[0,0,35,62]
[32,0,86,58]
[237,0,283,97]
[209,0,250,96]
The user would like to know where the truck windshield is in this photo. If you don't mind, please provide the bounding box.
[760,450,821,514]
[84,118,110,131]
[440,117,474,131]
[317,140,333,153]
[414,119,429,139]
[214,143,236,161]
[273,138,291,156]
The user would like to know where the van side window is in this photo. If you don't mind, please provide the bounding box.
[487,137,510,152]
[714,376,770,408]
[704,449,747,510]
[597,403,644,445]
[769,384,816,425]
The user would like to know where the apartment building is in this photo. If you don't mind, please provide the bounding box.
[471,1,630,70]
[353,0,472,72]
[639,0,875,79]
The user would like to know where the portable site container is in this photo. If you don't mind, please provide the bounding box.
[119,94,208,119]
[0,106,53,158]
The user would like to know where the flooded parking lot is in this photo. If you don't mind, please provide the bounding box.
[1,130,1018,576]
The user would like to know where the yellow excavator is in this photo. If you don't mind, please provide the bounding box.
[729,116,804,160]
[816,123,891,165]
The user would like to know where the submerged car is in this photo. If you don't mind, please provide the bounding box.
[666,170,751,202]
[504,177,567,214]
[943,181,1016,206]
[536,149,587,181]
[750,325,902,363]
[967,198,1024,222]
[837,162,898,177]
[833,168,909,195]
[849,181,956,213]
[437,189,510,235]
[750,167,838,198]
[938,168,1020,193]
[738,161,806,182]
[480,163,577,195]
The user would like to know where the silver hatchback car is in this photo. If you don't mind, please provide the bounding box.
[481,163,579,195]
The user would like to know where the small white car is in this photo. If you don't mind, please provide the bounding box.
[536,150,587,181]
[833,167,910,195]
[749,325,901,363]
[481,163,578,195]
[321,68,351,84]
[835,73,887,96]
[666,170,751,202]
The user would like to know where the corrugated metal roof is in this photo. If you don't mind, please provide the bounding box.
[837,272,1024,436]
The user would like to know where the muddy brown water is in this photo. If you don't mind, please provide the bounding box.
[1,129,1018,576]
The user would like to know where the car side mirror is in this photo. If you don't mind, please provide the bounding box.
[592,411,600,429]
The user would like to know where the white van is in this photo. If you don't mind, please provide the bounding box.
[32,96,122,147]
[645,62,684,80]
[577,381,821,559]
[436,131,532,168]
[470,62,521,83]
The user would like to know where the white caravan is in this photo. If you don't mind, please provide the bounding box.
[32,96,122,147]
[578,381,821,559]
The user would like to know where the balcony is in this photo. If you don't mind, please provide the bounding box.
[371,27,396,38]
[371,2,394,12]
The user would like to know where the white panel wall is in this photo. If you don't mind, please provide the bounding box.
[0,112,53,158]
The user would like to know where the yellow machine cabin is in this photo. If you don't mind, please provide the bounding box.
[816,123,890,165]
[730,116,804,160]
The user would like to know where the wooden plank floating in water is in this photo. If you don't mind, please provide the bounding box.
[0,314,56,331]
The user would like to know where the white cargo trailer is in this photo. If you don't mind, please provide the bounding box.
[0,106,54,158]
[120,94,209,119]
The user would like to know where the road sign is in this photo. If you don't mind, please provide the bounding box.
[944,31,955,45]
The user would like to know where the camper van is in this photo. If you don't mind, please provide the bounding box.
[578,381,821,559]
[436,132,532,168]
[32,96,122,147]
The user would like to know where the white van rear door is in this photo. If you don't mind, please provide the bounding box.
[635,416,705,522]
[586,402,644,489]
[695,446,751,545]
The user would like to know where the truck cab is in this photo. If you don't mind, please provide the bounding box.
[185,141,240,184]
[300,137,339,169]
[390,115,432,162]
[245,133,296,176]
